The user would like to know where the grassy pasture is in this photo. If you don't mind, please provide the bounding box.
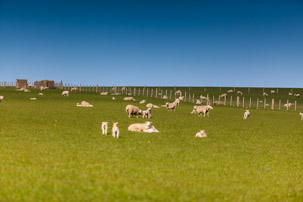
[0,87,303,201]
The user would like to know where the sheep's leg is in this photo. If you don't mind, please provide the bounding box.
[117,131,119,138]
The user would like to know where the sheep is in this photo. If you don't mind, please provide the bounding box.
[124,97,135,101]
[126,105,142,118]
[143,126,159,133]
[284,103,293,108]
[237,91,243,95]
[200,95,207,100]
[294,93,300,98]
[270,90,276,94]
[162,95,168,99]
[146,103,160,108]
[227,90,233,93]
[220,93,227,98]
[71,87,78,92]
[24,89,30,93]
[101,122,108,135]
[191,105,213,117]
[166,102,177,111]
[174,98,180,106]
[39,86,45,92]
[39,93,43,96]
[100,92,108,95]
[175,90,182,95]
[112,97,116,100]
[178,96,184,101]
[195,130,207,138]
[128,121,152,132]
[112,122,119,138]
[196,100,202,104]
[28,84,33,88]
[62,91,69,96]
[142,108,151,119]
[0,96,4,102]
[214,101,224,105]
[289,92,293,96]
[243,110,250,119]
[77,101,93,107]
[299,112,303,120]
[30,98,37,101]
[139,100,146,104]
[263,92,268,97]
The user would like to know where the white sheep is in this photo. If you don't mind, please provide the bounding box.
[191,105,213,117]
[124,97,135,101]
[126,105,142,118]
[270,90,276,94]
[143,126,159,133]
[178,96,184,101]
[289,92,293,96]
[77,101,93,107]
[101,122,108,135]
[146,103,160,108]
[39,93,43,96]
[30,98,37,101]
[166,102,177,111]
[237,91,243,95]
[128,121,152,132]
[0,96,4,102]
[24,89,30,93]
[71,87,78,92]
[243,110,250,119]
[112,97,116,100]
[263,92,268,97]
[195,130,207,138]
[284,103,293,108]
[299,112,303,120]
[200,95,207,100]
[196,100,202,104]
[100,92,108,95]
[139,100,146,104]
[142,108,151,119]
[220,93,227,98]
[294,93,300,98]
[174,99,180,106]
[62,91,69,96]
[112,122,119,138]
[162,95,168,99]
[227,90,233,93]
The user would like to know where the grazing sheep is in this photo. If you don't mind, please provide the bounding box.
[30,98,37,101]
[124,97,135,101]
[227,90,233,93]
[39,93,43,96]
[243,110,250,119]
[270,90,276,94]
[195,130,207,138]
[0,96,4,102]
[112,122,119,138]
[77,101,93,107]
[294,93,300,98]
[166,102,177,111]
[284,103,293,108]
[220,93,227,98]
[142,108,152,119]
[214,101,224,105]
[128,121,152,132]
[62,91,69,96]
[263,92,268,97]
[112,97,116,100]
[237,91,243,95]
[144,126,159,133]
[100,92,108,95]
[126,105,142,118]
[196,100,202,104]
[289,92,293,96]
[139,100,146,104]
[191,105,213,117]
[146,103,160,108]
[178,96,184,101]
[101,122,108,135]
[299,112,303,120]
[71,87,78,92]
[162,95,168,99]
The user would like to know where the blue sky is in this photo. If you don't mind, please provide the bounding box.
[0,0,302,87]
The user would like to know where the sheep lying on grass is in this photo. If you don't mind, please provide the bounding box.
[289,92,293,96]
[195,130,207,138]
[30,98,37,101]
[244,110,250,119]
[144,126,159,133]
[128,121,159,133]
[146,103,160,108]
[139,100,146,104]
[191,105,213,117]
[142,108,151,119]
[271,90,276,94]
[124,97,135,101]
[100,92,108,95]
[24,89,30,93]
[227,90,233,93]
[112,97,116,100]
[0,96,4,102]
[101,122,108,135]
[39,93,43,95]
[77,101,93,107]
[214,101,224,105]
[126,105,142,118]
[162,95,168,99]
[300,112,303,120]
[166,102,177,111]
[294,93,300,98]
[62,91,69,96]
[112,122,119,138]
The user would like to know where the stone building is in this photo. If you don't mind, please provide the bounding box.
[16,79,28,89]
[34,80,55,89]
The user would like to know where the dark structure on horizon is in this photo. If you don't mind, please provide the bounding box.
[34,80,55,89]
[16,79,28,89]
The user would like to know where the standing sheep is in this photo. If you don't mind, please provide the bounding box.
[299,112,303,120]
[101,122,108,135]
[112,122,119,138]
[0,96,4,102]
[166,102,177,111]
[71,87,78,92]
[126,105,142,118]
[263,92,268,97]
[220,93,227,98]
[62,91,69,96]
[243,110,250,119]
[191,105,213,117]
[142,108,152,119]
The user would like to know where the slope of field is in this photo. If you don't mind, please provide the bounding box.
[0,88,303,201]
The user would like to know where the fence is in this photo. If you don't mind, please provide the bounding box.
[1,81,301,112]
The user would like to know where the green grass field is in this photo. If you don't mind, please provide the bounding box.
[0,87,303,201]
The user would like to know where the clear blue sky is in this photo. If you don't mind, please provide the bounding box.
[0,0,302,87]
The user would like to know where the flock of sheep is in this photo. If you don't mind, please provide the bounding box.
[1,87,302,139]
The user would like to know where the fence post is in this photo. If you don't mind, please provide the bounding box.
[193,94,195,103]
[161,90,163,98]
[213,95,215,105]
[147,88,149,97]
[230,96,233,107]
[170,90,172,100]
[295,100,297,111]
[151,88,153,97]
[271,99,274,110]
[279,99,281,110]
[134,88,136,96]
[185,92,187,102]
[236,96,240,107]
[249,98,252,108]
[242,97,245,108]
[204,87,206,92]
[257,98,259,109]
[189,94,191,103]
[264,98,266,109]
[287,100,289,111]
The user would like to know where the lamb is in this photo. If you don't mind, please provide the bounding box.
[289,92,293,96]
[77,101,93,107]
[126,105,142,118]
[227,90,233,93]
[0,96,4,102]
[196,100,202,104]
[139,100,146,104]
[71,87,78,92]
[112,97,116,100]
[200,95,207,100]
[243,110,250,119]
[24,89,30,93]
[237,91,243,95]
[100,92,108,95]
[166,102,177,111]
[284,103,293,108]
[28,84,33,88]
[175,90,182,95]
[270,90,276,94]
[214,101,224,105]
[178,96,184,101]
[263,92,268,97]
[143,126,159,133]
[174,98,180,106]
[162,95,168,99]
[294,93,300,98]
[142,108,151,119]
[220,93,227,98]
[112,122,119,138]
[62,91,69,96]
[124,97,135,101]
[39,93,43,95]
[195,130,207,138]
[30,98,37,101]
[146,103,160,108]
[101,122,108,135]
[128,121,152,132]
[299,112,303,120]
[191,105,213,117]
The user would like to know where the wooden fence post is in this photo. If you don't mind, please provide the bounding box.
[271,99,274,110]
[242,97,245,108]
[161,90,163,98]
[295,100,297,111]
[134,88,136,96]
[264,98,266,109]
[230,96,232,107]
[170,90,172,100]
[257,98,259,109]
[147,88,149,97]
[249,98,252,108]
[193,94,195,103]
[155,88,158,98]
[213,95,215,105]
[185,92,187,102]
[151,88,153,97]
[236,96,240,107]
[279,99,281,110]
[287,100,289,111]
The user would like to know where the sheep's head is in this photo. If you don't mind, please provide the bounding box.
[113,122,119,126]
